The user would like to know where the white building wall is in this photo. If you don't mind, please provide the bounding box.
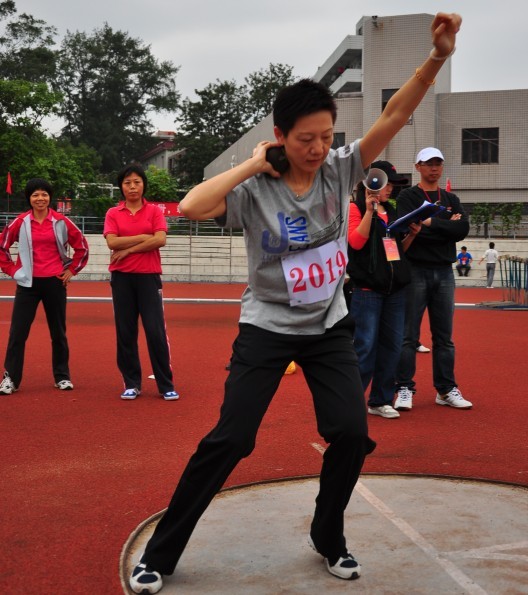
[204,12,528,208]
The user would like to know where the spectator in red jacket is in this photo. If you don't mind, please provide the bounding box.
[0,178,89,395]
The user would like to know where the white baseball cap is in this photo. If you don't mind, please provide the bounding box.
[415,147,445,164]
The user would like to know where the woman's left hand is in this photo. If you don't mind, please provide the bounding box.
[57,270,74,286]
[110,249,130,263]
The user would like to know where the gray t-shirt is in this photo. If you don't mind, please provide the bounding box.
[217,139,365,335]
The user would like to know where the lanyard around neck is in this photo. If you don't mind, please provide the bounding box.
[418,184,441,204]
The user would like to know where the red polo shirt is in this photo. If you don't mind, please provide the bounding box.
[31,212,64,277]
[103,200,168,273]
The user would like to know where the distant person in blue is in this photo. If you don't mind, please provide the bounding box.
[128,12,462,594]
[455,246,472,276]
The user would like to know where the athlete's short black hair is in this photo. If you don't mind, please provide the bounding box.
[117,162,148,198]
[25,178,53,206]
[272,78,337,137]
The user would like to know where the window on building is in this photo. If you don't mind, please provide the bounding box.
[382,89,398,112]
[332,132,346,149]
[462,128,499,164]
[382,89,412,123]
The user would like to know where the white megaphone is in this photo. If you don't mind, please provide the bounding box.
[363,168,388,211]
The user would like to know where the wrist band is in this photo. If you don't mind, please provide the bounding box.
[415,68,435,86]
[429,46,456,61]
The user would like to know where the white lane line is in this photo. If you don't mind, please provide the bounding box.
[310,442,488,595]
[447,540,528,562]
[0,295,241,304]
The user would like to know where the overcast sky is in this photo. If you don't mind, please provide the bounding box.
[9,0,528,132]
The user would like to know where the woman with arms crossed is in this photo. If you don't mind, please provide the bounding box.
[104,163,179,401]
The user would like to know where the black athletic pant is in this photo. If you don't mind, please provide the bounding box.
[4,276,69,388]
[143,316,376,575]
[110,271,173,394]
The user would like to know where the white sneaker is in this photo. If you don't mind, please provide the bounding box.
[121,388,141,400]
[162,390,180,401]
[308,536,361,580]
[416,344,430,353]
[368,405,400,419]
[0,371,16,395]
[55,380,74,390]
[394,387,413,410]
[129,561,163,594]
[436,388,472,409]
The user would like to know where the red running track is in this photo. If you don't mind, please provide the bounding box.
[0,281,526,594]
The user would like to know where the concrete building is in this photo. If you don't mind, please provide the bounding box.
[137,130,184,173]
[204,13,528,209]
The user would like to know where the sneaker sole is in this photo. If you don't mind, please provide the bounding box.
[368,408,400,419]
[394,404,412,411]
[325,559,361,580]
[121,391,141,400]
[163,394,180,401]
[435,398,472,409]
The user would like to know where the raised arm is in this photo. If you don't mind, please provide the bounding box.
[359,12,461,168]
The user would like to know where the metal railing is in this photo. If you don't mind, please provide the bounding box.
[0,214,243,238]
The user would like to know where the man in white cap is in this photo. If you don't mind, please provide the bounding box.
[394,147,473,411]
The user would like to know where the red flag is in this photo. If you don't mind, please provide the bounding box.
[445,178,452,192]
[6,172,12,195]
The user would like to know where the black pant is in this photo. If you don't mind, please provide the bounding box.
[4,277,69,388]
[143,318,376,575]
[110,272,174,394]
[456,264,471,276]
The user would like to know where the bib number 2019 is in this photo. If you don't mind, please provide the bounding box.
[281,238,348,306]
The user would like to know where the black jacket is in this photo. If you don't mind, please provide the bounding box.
[347,201,411,295]
[397,186,469,267]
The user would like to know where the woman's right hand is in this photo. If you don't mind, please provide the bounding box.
[252,141,282,177]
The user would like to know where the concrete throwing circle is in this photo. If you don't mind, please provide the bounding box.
[120,475,528,594]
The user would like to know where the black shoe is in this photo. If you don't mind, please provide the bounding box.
[308,536,361,580]
[129,561,163,594]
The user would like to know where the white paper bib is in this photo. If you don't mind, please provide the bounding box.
[281,237,347,306]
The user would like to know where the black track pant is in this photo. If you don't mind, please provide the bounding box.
[4,276,69,388]
[143,316,376,575]
[110,272,174,394]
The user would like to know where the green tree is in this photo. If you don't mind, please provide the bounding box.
[144,165,179,201]
[55,24,180,173]
[0,79,61,128]
[498,203,524,237]
[0,127,88,202]
[173,80,248,188]
[245,63,296,126]
[0,0,58,82]
[470,203,497,237]
[173,64,296,188]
